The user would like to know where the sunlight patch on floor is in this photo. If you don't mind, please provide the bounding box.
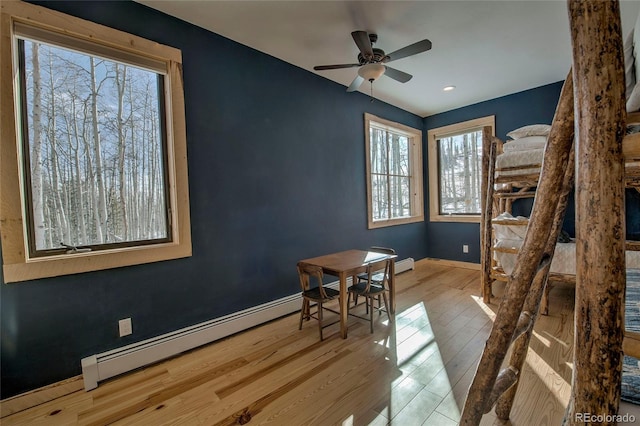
[532,329,551,347]
[540,330,569,348]
[371,302,460,425]
[471,295,497,321]
[525,347,571,406]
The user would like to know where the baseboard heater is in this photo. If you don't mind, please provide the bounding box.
[81,257,414,390]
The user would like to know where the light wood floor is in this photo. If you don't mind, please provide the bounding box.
[3,260,638,425]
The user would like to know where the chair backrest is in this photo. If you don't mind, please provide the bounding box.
[363,257,392,289]
[297,262,331,298]
[369,246,396,255]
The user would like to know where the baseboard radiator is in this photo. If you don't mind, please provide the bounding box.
[81,257,414,390]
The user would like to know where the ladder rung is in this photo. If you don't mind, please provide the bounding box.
[484,366,519,414]
[512,311,534,343]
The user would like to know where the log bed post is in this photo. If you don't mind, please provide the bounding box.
[564,1,627,423]
[481,126,496,303]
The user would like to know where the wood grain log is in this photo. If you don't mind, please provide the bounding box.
[496,141,576,420]
[484,366,519,414]
[564,1,626,423]
[481,127,497,303]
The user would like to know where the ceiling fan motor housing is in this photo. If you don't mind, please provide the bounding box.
[358,48,388,64]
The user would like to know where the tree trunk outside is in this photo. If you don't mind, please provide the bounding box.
[30,43,45,248]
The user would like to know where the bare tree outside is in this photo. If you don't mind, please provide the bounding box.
[437,130,483,215]
[20,39,169,254]
[370,126,411,220]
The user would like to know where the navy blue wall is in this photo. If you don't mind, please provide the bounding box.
[0,1,426,398]
[423,82,565,263]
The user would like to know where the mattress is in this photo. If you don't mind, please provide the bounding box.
[495,148,639,181]
[495,148,543,178]
[494,238,640,276]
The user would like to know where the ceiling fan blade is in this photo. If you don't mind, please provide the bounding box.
[351,30,373,59]
[346,75,365,92]
[384,66,412,83]
[385,39,432,62]
[314,63,361,71]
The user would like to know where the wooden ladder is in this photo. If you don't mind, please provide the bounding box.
[460,71,576,425]
[463,2,629,424]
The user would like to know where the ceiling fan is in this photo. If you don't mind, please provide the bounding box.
[314,31,432,93]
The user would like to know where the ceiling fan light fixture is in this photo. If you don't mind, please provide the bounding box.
[358,63,385,81]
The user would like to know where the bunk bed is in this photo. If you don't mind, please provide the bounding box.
[482,122,640,315]
[481,11,640,314]
[462,4,639,423]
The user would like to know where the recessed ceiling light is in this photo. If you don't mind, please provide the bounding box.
[443,85,456,92]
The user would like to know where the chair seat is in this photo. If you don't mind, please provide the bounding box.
[356,271,386,283]
[302,286,340,301]
[348,282,386,296]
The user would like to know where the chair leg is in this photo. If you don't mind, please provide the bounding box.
[369,296,374,333]
[382,292,392,322]
[299,300,305,330]
[318,301,324,341]
[377,295,382,316]
[299,299,311,330]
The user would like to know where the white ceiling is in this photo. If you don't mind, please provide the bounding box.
[137,0,640,117]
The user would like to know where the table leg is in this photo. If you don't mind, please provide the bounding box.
[389,259,396,315]
[339,272,348,338]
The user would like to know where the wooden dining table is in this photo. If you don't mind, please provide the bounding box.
[298,249,397,338]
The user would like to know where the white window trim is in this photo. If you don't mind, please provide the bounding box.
[364,113,424,229]
[427,115,495,223]
[0,1,192,283]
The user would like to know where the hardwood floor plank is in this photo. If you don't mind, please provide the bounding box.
[2,262,590,425]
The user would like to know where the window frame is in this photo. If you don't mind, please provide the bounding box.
[364,113,424,229]
[427,115,495,223]
[0,1,192,283]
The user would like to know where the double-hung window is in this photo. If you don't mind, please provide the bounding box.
[365,113,424,229]
[427,116,495,222]
[1,2,191,282]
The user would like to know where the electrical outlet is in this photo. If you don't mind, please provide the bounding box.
[119,318,132,337]
[463,244,469,253]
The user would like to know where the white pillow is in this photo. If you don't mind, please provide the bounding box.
[625,29,636,100]
[628,83,640,112]
[503,135,547,152]
[506,124,551,140]
[633,11,640,91]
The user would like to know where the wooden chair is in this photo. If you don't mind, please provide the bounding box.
[297,262,340,341]
[348,257,393,333]
[354,247,396,312]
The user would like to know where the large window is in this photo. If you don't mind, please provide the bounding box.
[365,113,423,229]
[1,2,191,282]
[427,116,495,223]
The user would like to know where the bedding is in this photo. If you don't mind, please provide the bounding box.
[492,212,640,276]
[626,12,640,112]
[493,212,528,240]
[495,127,638,180]
[495,148,543,178]
[494,239,640,276]
[502,135,547,152]
[506,124,551,139]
